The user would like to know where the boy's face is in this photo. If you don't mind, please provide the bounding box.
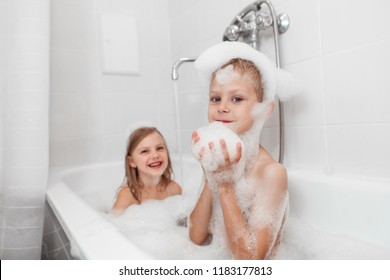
[208,73,259,135]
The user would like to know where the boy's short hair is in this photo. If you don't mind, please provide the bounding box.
[211,58,264,102]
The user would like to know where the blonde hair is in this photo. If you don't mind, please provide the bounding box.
[124,127,173,204]
[211,58,264,102]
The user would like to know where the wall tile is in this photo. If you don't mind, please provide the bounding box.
[51,2,98,51]
[327,123,390,179]
[50,49,101,94]
[284,58,325,126]
[284,125,328,173]
[178,93,208,130]
[277,0,321,65]
[320,0,390,54]
[323,40,390,124]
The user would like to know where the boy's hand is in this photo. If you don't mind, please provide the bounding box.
[210,139,242,172]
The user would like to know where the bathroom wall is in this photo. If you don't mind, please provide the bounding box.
[49,0,175,167]
[49,0,390,179]
[168,0,390,180]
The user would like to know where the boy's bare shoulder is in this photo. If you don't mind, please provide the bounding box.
[253,148,287,190]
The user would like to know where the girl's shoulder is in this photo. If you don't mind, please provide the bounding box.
[113,184,138,210]
[166,180,182,196]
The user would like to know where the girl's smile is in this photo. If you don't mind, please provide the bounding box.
[129,132,169,178]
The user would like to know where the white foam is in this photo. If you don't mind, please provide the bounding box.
[109,195,232,259]
[191,121,245,177]
[215,64,239,85]
[104,198,390,259]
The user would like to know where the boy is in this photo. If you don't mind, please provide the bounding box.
[189,42,295,259]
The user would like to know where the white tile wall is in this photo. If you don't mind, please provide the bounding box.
[320,0,390,55]
[167,0,390,180]
[49,0,390,181]
[50,0,174,166]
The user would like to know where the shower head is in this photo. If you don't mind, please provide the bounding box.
[171,58,196,80]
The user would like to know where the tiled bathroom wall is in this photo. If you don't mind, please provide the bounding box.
[49,0,175,167]
[45,0,175,259]
[169,0,390,180]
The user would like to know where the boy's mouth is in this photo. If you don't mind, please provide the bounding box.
[216,119,233,124]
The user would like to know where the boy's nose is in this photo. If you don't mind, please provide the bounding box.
[218,100,230,113]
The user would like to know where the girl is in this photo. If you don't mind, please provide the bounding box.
[112,127,182,215]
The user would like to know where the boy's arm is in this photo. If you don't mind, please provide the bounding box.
[189,182,213,245]
[218,163,287,259]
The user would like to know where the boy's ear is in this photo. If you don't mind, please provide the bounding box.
[264,99,275,118]
[252,99,275,120]
[128,156,137,168]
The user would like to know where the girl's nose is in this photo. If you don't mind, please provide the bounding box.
[151,149,161,159]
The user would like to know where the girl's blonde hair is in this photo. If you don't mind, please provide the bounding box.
[124,127,173,204]
[211,58,264,102]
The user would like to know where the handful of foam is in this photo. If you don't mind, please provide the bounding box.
[191,122,245,174]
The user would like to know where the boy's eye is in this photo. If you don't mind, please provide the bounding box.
[157,146,165,151]
[210,96,221,102]
[140,150,148,154]
[232,97,243,102]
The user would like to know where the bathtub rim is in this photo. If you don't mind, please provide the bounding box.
[47,163,156,260]
[46,158,390,259]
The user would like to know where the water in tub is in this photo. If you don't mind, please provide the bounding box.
[91,136,390,259]
[80,118,390,259]
[98,175,390,260]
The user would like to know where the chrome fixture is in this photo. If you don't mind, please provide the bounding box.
[223,0,289,163]
[171,0,289,163]
[171,58,196,80]
[223,0,289,49]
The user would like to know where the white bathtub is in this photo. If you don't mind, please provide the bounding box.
[46,156,390,259]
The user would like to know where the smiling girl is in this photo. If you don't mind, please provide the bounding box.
[112,127,182,215]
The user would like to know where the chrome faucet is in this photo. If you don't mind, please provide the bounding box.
[222,0,289,46]
[171,57,196,80]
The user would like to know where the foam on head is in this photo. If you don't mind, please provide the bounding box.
[195,41,296,102]
[215,64,240,85]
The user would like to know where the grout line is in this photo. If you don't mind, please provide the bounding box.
[316,0,331,175]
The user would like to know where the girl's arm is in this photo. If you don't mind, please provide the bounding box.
[111,186,137,215]
[217,163,287,259]
[189,181,213,245]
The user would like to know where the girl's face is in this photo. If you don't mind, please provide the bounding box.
[208,73,259,135]
[128,132,169,180]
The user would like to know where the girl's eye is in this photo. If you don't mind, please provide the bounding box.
[157,146,165,151]
[232,97,243,102]
[140,150,148,154]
